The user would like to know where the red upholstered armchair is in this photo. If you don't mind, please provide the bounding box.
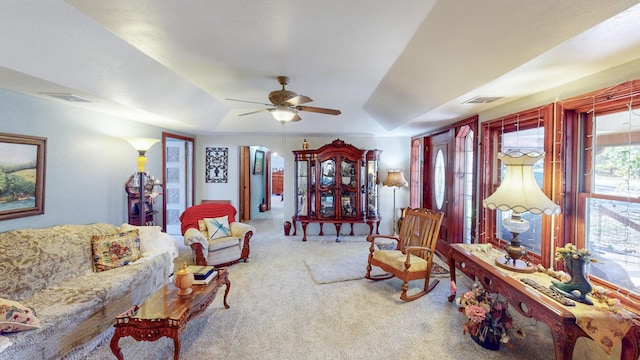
[179,203,255,267]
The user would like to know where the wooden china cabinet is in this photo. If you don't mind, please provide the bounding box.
[292,138,381,241]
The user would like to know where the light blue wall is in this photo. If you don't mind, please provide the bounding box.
[0,89,168,233]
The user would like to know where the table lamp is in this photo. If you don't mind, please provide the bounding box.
[483,151,560,272]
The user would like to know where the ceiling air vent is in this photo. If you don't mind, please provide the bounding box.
[40,92,92,103]
[463,96,502,104]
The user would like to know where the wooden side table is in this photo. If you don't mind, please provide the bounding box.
[447,244,638,360]
[110,268,230,360]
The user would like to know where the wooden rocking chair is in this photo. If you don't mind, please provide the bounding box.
[365,208,443,301]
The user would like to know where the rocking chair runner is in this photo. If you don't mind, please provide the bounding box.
[365,208,444,301]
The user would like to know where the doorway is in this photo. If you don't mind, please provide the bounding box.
[239,146,284,222]
[162,132,194,235]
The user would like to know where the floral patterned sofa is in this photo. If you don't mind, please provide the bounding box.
[0,222,178,360]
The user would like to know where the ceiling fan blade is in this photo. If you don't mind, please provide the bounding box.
[296,105,341,115]
[286,95,313,106]
[238,108,270,116]
[290,113,302,122]
[226,98,272,106]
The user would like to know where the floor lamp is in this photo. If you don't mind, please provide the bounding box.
[383,169,408,236]
[124,137,160,226]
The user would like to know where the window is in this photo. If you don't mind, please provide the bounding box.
[481,105,555,266]
[461,127,475,243]
[563,79,640,308]
[498,128,545,253]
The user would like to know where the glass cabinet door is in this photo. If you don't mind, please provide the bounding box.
[340,159,356,187]
[296,160,308,216]
[310,163,316,217]
[319,190,335,217]
[365,150,381,219]
[341,191,358,217]
[320,159,336,188]
[366,160,378,217]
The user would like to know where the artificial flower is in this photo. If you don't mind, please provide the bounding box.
[456,283,519,347]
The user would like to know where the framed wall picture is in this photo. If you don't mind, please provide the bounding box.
[0,133,47,221]
[205,147,229,183]
[253,150,265,174]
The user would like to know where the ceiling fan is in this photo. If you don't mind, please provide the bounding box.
[226,76,341,123]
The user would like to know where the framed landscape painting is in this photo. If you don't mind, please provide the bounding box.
[253,150,265,174]
[0,133,47,220]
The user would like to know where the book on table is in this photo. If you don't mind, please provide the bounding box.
[188,265,217,285]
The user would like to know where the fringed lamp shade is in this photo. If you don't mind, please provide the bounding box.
[483,151,560,272]
[383,169,408,188]
[384,169,408,235]
[483,152,560,215]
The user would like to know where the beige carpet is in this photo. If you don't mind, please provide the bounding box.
[83,200,567,360]
[305,244,449,285]
[304,242,384,284]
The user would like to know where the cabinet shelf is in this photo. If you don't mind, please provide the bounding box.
[126,173,163,226]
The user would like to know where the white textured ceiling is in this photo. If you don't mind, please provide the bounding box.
[0,0,639,137]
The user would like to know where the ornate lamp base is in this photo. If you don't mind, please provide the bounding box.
[494,257,536,273]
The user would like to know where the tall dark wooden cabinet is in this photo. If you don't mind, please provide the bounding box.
[292,138,381,241]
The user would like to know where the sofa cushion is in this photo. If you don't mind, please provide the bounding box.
[204,216,232,240]
[0,298,40,334]
[3,250,173,360]
[91,230,142,272]
[208,236,241,251]
[118,223,161,252]
[119,224,178,259]
[0,223,120,302]
[207,245,241,266]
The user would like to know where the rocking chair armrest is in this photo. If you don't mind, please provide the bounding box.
[366,234,400,242]
[367,234,400,251]
[403,246,433,262]
[404,245,429,253]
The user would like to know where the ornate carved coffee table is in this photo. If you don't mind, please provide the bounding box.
[110,268,230,360]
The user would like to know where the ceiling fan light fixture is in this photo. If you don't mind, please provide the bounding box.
[271,106,297,122]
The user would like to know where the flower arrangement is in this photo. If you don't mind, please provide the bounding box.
[591,286,622,314]
[554,243,598,263]
[456,283,518,349]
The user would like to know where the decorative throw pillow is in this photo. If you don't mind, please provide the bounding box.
[0,298,40,333]
[196,219,209,239]
[119,223,162,254]
[91,230,142,272]
[204,216,231,240]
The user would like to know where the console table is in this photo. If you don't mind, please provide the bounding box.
[110,268,230,360]
[447,244,638,360]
